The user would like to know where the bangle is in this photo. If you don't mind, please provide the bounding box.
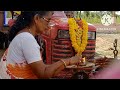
[60,60,67,68]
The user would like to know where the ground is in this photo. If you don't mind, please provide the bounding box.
[95,34,120,59]
[0,24,120,59]
[94,24,120,59]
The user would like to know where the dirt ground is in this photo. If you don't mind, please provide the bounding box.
[94,24,120,59]
[95,34,120,59]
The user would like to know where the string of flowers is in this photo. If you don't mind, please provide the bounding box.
[68,18,88,56]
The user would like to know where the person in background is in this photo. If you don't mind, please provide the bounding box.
[7,11,21,47]
[12,11,21,20]
[8,11,21,27]
[0,11,82,79]
[64,11,74,18]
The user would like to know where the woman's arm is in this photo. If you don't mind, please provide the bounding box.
[29,55,81,79]
[22,35,81,78]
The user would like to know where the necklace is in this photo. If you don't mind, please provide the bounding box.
[28,28,35,37]
[28,28,32,34]
[28,28,34,36]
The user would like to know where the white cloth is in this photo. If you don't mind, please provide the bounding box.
[6,32,42,64]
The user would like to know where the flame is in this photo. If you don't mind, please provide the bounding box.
[83,57,86,63]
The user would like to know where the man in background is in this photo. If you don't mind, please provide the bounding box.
[64,11,74,18]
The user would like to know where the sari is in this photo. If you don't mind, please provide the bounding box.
[0,49,38,79]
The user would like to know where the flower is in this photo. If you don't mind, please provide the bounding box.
[68,18,88,56]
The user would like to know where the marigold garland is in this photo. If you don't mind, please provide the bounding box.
[68,18,88,56]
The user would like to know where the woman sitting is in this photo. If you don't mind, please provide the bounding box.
[0,11,81,79]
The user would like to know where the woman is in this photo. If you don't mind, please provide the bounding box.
[0,11,82,79]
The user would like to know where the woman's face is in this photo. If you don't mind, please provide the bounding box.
[34,12,53,34]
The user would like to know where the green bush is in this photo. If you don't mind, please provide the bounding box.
[82,16,101,24]
[116,16,120,23]
[78,12,120,24]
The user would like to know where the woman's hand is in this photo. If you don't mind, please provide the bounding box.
[69,55,82,65]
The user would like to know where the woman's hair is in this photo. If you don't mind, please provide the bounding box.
[9,11,51,41]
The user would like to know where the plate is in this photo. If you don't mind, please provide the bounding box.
[66,62,95,68]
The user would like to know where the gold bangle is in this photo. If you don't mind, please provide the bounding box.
[60,60,67,68]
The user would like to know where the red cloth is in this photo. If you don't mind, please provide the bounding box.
[8,19,15,27]
[92,60,120,79]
